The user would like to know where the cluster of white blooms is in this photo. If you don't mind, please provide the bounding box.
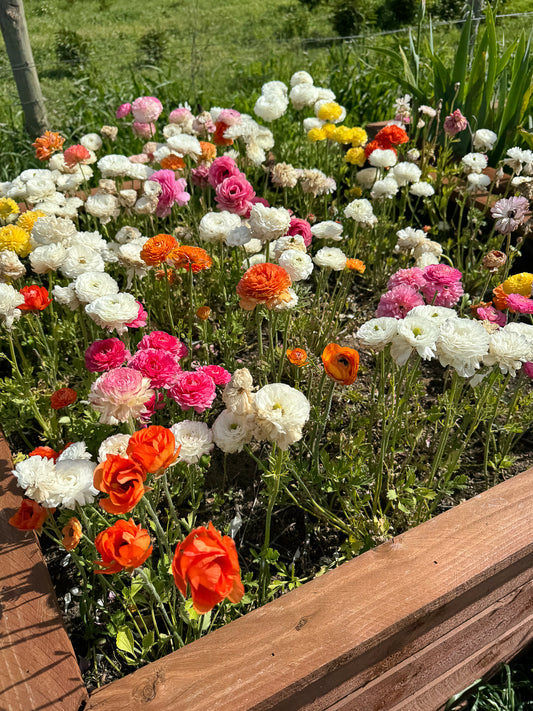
[12,443,97,508]
[473,129,498,152]
[394,226,442,268]
[170,421,214,464]
[503,147,533,175]
[254,80,289,123]
[0,250,25,282]
[0,282,24,329]
[344,198,377,227]
[248,204,291,242]
[0,166,86,219]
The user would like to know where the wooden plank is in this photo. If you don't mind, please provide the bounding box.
[87,467,533,711]
[0,430,88,711]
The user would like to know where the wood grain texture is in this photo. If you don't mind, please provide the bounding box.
[88,467,533,711]
[0,431,88,711]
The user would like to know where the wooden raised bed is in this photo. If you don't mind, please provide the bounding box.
[2,426,533,711]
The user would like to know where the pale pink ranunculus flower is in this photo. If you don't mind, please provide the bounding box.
[132,122,156,139]
[376,285,425,319]
[137,331,188,359]
[129,153,150,164]
[217,109,241,126]
[195,364,231,385]
[387,267,427,291]
[443,109,468,136]
[116,103,132,119]
[88,367,154,425]
[215,174,255,217]
[84,338,131,372]
[128,348,181,388]
[147,169,190,217]
[169,107,194,125]
[131,96,163,123]
[168,371,216,413]
[475,304,507,327]
[208,155,241,189]
[191,164,210,188]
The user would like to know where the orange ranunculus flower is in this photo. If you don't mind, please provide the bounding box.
[50,387,77,410]
[94,519,152,575]
[62,517,82,551]
[322,343,360,385]
[168,245,213,273]
[18,285,52,311]
[492,284,509,310]
[286,348,309,366]
[126,426,179,476]
[198,141,216,163]
[28,445,60,461]
[155,267,177,284]
[32,131,65,161]
[212,121,233,146]
[93,455,149,514]
[346,258,366,274]
[236,262,292,311]
[375,124,409,146]
[172,522,244,614]
[140,233,178,266]
[9,498,53,531]
[196,306,211,320]
[160,155,186,171]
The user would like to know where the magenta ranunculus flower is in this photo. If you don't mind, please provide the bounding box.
[132,122,156,139]
[215,174,256,217]
[195,364,231,385]
[208,156,241,189]
[88,367,154,425]
[140,392,166,424]
[85,338,131,373]
[148,169,191,218]
[126,301,148,329]
[168,371,216,414]
[523,362,533,379]
[137,331,188,359]
[375,285,425,319]
[443,109,468,136]
[191,164,211,188]
[169,107,194,125]
[423,264,463,286]
[475,304,507,327]
[421,264,464,307]
[506,293,533,314]
[131,96,163,123]
[287,217,312,247]
[116,103,132,119]
[251,196,270,209]
[128,348,181,389]
[387,267,427,291]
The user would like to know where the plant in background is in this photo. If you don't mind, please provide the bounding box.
[55,29,90,73]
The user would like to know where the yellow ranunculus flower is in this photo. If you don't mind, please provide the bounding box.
[307,128,327,142]
[331,126,353,144]
[502,272,533,296]
[17,209,45,234]
[345,147,366,167]
[0,197,20,220]
[317,102,343,122]
[322,123,337,139]
[0,225,32,257]
[350,127,368,147]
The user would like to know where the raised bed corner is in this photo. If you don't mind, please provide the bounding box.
[1,432,533,711]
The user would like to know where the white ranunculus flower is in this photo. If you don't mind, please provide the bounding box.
[395,226,427,253]
[311,221,343,242]
[74,271,119,304]
[290,70,314,87]
[355,167,378,190]
[253,126,275,151]
[85,292,139,334]
[254,95,288,122]
[226,224,252,247]
[29,243,66,274]
[303,117,324,132]
[413,240,443,259]
[52,459,98,508]
[19,168,54,183]
[24,177,57,204]
[58,441,92,462]
[436,318,490,377]
[313,246,347,271]
[71,231,108,253]
[167,134,202,157]
[55,171,86,193]
[406,305,458,326]
[31,215,77,246]
[170,421,214,464]
[252,383,310,450]
[272,234,306,260]
[199,211,241,244]
[98,434,131,462]
[314,87,336,102]
[245,141,266,166]
[344,198,377,226]
[391,162,422,186]
[117,239,150,279]
[212,410,253,453]
[467,173,491,192]
[97,154,132,178]
[115,226,143,244]
[262,80,288,97]
[369,149,397,169]
[461,152,488,174]
[60,245,105,279]
[80,133,103,152]
[222,368,255,416]
[390,316,440,365]
[243,238,263,255]
[484,328,533,376]
[371,176,399,199]
[289,83,319,110]
[355,317,398,351]
[12,456,58,505]
[242,253,266,269]
[5,178,27,201]
[415,252,440,268]
[0,283,24,328]
[118,189,138,208]
[52,283,80,310]
[278,249,313,282]
[505,322,533,343]
[248,204,291,242]
[0,250,25,281]
[85,193,120,224]
[473,129,498,152]
[410,181,435,197]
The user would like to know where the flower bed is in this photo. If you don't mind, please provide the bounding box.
[2,45,533,692]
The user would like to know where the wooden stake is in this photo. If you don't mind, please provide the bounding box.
[0,0,48,136]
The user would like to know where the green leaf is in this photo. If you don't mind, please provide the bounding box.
[451,12,472,104]
[116,626,135,656]
[141,631,155,654]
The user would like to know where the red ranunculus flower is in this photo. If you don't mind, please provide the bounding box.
[18,285,52,311]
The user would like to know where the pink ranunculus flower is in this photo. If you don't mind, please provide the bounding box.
[208,155,241,189]
[116,103,132,119]
[131,96,163,123]
[169,107,194,125]
[387,267,427,291]
[129,153,150,164]
[215,174,256,217]
[506,293,533,314]
[191,164,211,188]
[125,301,148,329]
[88,367,154,425]
[523,362,533,379]
[140,392,166,425]
[475,304,507,327]
[443,109,468,136]
[148,169,190,218]
[84,338,131,373]
[168,371,216,414]
[63,144,91,168]
[251,196,270,209]
[423,264,463,286]
[287,217,313,248]
[375,285,425,319]
[218,109,241,126]
[128,348,181,389]
[421,264,464,307]
[132,122,156,139]
[195,364,231,385]
[137,331,188,359]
